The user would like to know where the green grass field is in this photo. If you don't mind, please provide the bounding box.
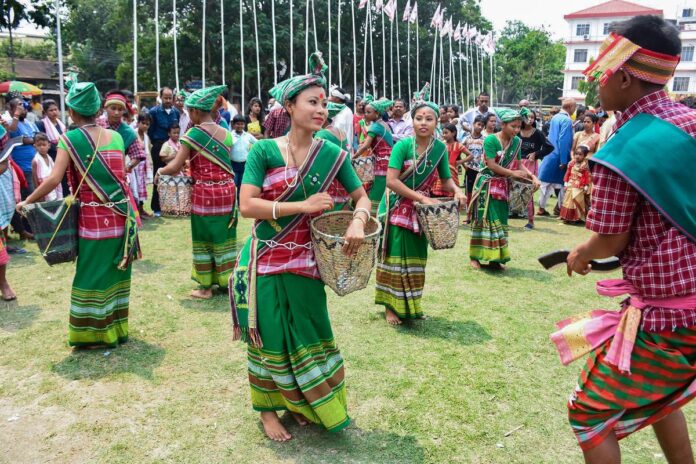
[0,209,693,463]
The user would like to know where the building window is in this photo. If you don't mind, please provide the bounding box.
[574,49,588,63]
[683,46,694,62]
[571,76,583,90]
[673,77,690,92]
[683,8,693,17]
[576,24,590,36]
[603,23,611,35]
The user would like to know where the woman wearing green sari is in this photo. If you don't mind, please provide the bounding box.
[353,95,394,214]
[230,53,371,442]
[468,109,540,270]
[315,102,352,210]
[376,87,466,325]
[17,80,140,347]
[157,85,237,299]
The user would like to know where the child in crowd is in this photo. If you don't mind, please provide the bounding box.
[482,113,497,137]
[432,123,466,197]
[159,122,187,175]
[462,115,486,204]
[559,145,591,223]
[230,114,257,200]
[31,133,63,202]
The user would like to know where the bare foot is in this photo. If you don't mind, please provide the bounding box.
[291,412,309,426]
[1,282,16,301]
[190,288,213,299]
[470,259,481,270]
[488,262,506,271]
[385,308,402,326]
[260,411,292,442]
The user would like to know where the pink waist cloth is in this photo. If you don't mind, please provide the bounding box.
[550,279,696,374]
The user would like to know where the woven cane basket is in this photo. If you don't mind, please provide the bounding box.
[415,198,460,250]
[311,211,382,296]
[351,155,375,183]
[158,175,194,216]
[22,200,79,265]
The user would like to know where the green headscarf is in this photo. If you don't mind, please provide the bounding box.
[496,108,522,123]
[65,80,102,117]
[176,89,190,99]
[410,82,439,117]
[327,102,346,119]
[185,85,227,111]
[269,52,328,103]
[365,96,393,115]
[519,107,531,122]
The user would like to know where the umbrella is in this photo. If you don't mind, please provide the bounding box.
[0,81,43,97]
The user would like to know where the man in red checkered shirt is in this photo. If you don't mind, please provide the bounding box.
[561,16,696,463]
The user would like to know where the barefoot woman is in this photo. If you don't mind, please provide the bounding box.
[230,53,370,441]
[157,86,237,299]
[375,86,466,325]
[17,80,140,347]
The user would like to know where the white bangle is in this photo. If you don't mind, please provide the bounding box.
[272,201,279,220]
[353,207,370,220]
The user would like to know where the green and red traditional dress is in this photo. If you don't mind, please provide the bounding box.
[468,134,521,264]
[365,120,393,214]
[59,128,140,347]
[375,137,450,319]
[315,126,351,210]
[180,125,237,289]
[230,138,362,432]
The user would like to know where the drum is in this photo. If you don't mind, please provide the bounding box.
[508,178,534,218]
[157,175,194,216]
[352,155,375,183]
[415,198,460,250]
[22,200,79,266]
[311,211,382,296]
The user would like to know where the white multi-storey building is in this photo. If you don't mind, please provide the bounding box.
[562,0,696,101]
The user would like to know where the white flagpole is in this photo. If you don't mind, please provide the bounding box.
[494,54,498,106]
[381,9,386,97]
[362,3,369,96]
[490,53,494,106]
[271,0,277,85]
[133,0,138,93]
[311,0,318,53]
[305,0,310,73]
[337,0,342,87]
[406,13,411,100]
[220,0,225,86]
[430,30,436,99]
[458,38,464,105]
[239,0,245,109]
[479,44,483,95]
[328,0,332,85]
[202,0,206,88]
[253,0,261,97]
[389,12,393,99]
[395,1,401,98]
[289,0,294,76]
[415,8,419,89]
[469,39,474,103]
[55,0,65,123]
[155,0,161,90]
[370,11,376,95]
[439,32,444,103]
[173,0,179,90]
[351,0,357,100]
[449,32,454,104]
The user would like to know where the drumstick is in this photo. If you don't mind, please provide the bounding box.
[538,250,621,272]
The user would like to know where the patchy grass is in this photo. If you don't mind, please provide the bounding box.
[0,207,692,463]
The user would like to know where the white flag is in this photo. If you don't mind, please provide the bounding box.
[358,0,368,9]
[453,21,461,41]
[430,4,441,28]
[375,0,383,12]
[409,1,417,23]
[402,0,411,21]
[384,0,396,21]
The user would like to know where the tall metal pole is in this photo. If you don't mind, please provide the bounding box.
[173,0,179,90]
[289,0,294,76]
[202,0,206,88]
[221,0,225,86]
[389,12,393,99]
[415,8,419,90]
[350,0,357,100]
[305,0,310,73]
[381,9,386,97]
[406,15,411,101]
[327,0,332,85]
[337,0,342,87]
[395,1,401,98]
[55,0,65,124]
[133,0,138,93]
[362,4,369,95]
[155,0,161,90]
[252,0,261,97]
[239,0,245,109]
[271,0,277,85]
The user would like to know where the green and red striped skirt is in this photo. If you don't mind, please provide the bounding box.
[568,327,696,450]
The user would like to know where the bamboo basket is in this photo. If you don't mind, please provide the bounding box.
[415,198,460,250]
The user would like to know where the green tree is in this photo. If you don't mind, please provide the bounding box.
[0,0,53,73]
[494,20,565,106]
